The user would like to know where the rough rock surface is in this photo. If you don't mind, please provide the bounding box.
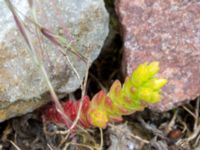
[116,0,200,111]
[0,0,109,121]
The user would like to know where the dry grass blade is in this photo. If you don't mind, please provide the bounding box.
[187,99,200,142]
[176,98,200,149]
[57,57,91,135]
[138,116,165,139]
[182,106,196,118]
[108,123,149,144]
[47,144,54,150]
[194,98,200,130]
[63,142,94,150]
[40,27,63,47]
[5,0,72,128]
[166,110,178,133]
[40,27,88,63]
[9,140,21,150]
[28,0,88,133]
[187,126,200,142]
[99,128,104,149]
[4,0,38,64]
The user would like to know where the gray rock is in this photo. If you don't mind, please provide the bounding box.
[0,0,109,121]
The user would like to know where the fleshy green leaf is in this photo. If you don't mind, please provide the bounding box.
[87,61,167,128]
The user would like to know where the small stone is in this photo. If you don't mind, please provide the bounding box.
[108,124,139,150]
[116,0,200,111]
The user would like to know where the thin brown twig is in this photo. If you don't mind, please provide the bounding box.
[99,128,104,149]
[43,122,64,136]
[186,99,200,143]
[9,140,21,150]
[5,0,72,128]
[176,98,200,148]
[28,0,90,133]
[182,106,196,118]
[89,73,107,92]
[58,57,91,134]
[176,139,190,149]
[108,123,149,144]
[54,53,91,137]
[29,1,52,68]
[58,132,70,148]
[47,144,54,150]
[194,134,200,147]
[187,125,200,142]
[138,116,165,139]
[178,118,188,133]
[166,110,178,133]
[12,2,88,63]
[63,142,94,150]
[194,98,200,130]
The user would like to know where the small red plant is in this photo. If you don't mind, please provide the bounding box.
[43,96,91,128]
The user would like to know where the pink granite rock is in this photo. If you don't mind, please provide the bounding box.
[116,0,200,111]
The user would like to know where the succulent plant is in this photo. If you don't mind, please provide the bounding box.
[43,62,167,129]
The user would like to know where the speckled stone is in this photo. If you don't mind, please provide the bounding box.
[116,0,200,111]
[0,0,109,121]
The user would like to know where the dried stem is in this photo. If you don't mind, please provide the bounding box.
[99,128,104,149]
[182,106,196,118]
[9,140,21,150]
[10,1,87,63]
[166,110,178,133]
[108,123,149,144]
[5,0,71,127]
[63,142,94,150]
[194,98,200,130]
[47,144,54,150]
[59,58,91,135]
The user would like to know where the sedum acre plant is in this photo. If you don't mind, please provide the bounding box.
[43,62,167,128]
